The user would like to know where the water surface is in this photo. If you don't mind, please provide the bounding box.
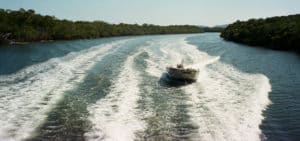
[0,33,299,141]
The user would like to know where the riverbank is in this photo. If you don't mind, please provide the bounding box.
[0,33,195,46]
[0,8,209,46]
[220,14,300,53]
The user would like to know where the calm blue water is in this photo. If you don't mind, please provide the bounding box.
[0,33,299,141]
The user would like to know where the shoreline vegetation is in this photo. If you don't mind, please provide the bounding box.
[0,8,223,45]
[221,14,300,53]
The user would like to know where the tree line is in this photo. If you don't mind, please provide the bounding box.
[0,8,205,44]
[221,14,300,53]
[202,27,224,32]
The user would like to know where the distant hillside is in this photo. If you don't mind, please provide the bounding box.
[214,24,228,28]
[221,14,300,53]
[0,9,204,44]
[198,25,225,32]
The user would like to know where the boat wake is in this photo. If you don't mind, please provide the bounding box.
[0,40,127,141]
[0,35,272,141]
[85,50,145,141]
[183,63,271,141]
[143,36,271,141]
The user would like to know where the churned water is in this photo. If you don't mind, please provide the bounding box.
[0,33,299,141]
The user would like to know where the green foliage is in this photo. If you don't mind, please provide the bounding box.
[202,27,224,32]
[221,14,300,53]
[0,8,203,43]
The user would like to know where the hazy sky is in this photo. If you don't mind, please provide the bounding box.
[1,0,300,26]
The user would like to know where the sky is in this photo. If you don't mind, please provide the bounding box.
[0,0,300,26]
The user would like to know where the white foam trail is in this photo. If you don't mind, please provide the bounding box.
[85,51,144,141]
[144,37,219,78]
[144,36,271,141]
[183,64,271,141]
[0,40,128,141]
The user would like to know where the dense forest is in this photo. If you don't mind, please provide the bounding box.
[0,8,206,44]
[221,14,300,53]
[202,26,225,32]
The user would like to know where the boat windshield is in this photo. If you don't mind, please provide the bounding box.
[177,64,183,68]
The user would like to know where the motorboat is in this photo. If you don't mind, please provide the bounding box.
[166,61,199,82]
